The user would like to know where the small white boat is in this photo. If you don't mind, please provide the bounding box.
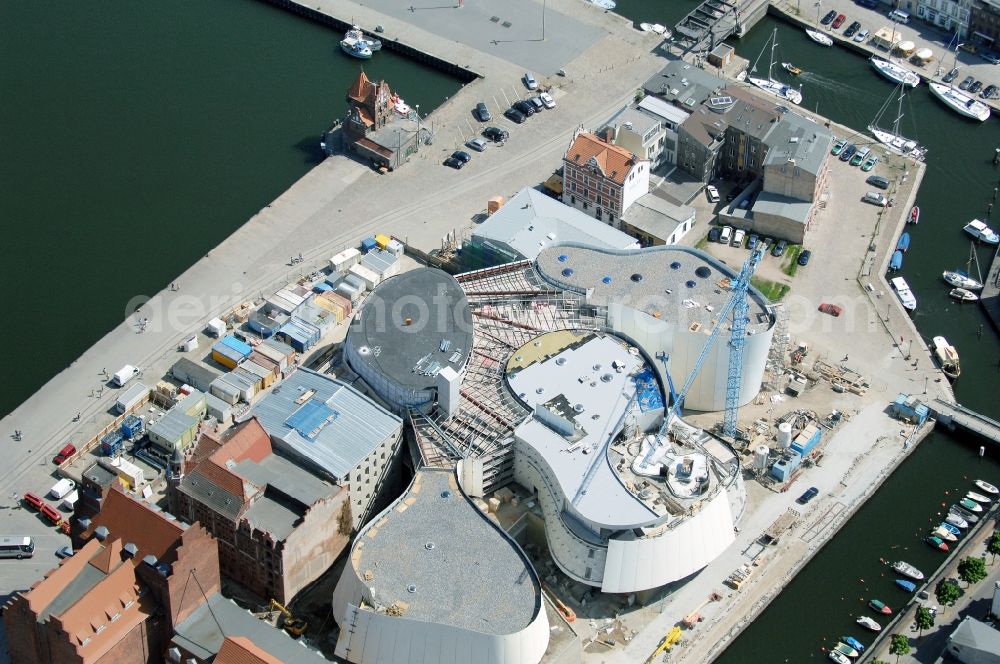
[870,57,920,88]
[783,62,803,75]
[340,38,372,59]
[975,479,999,495]
[344,26,381,51]
[943,271,984,290]
[651,24,671,37]
[639,22,653,31]
[590,0,616,9]
[963,499,984,513]
[735,69,748,82]
[933,526,958,542]
[950,288,979,302]
[892,560,925,580]
[946,512,969,529]
[805,28,833,46]
[391,94,410,115]
[857,616,882,632]
[932,336,960,381]
[829,651,851,664]
[891,276,917,311]
[928,82,991,122]
[964,219,1000,244]
[967,490,993,503]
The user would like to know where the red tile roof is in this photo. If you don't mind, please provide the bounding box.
[215,636,284,664]
[84,486,185,563]
[564,132,641,185]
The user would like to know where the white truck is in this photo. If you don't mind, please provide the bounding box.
[49,478,76,500]
[60,490,79,511]
[113,364,140,387]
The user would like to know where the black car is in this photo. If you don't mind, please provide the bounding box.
[943,68,959,83]
[839,143,857,162]
[797,487,819,504]
[451,150,472,163]
[443,157,465,169]
[798,249,812,266]
[970,80,984,94]
[959,75,975,90]
[473,102,491,122]
[855,0,877,7]
[771,239,787,257]
[866,174,890,189]
[513,100,535,116]
[708,227,721,243]
[821,9,837,25]
[483,126,509,142]
[983,84,998,99]
[844,21,861,38]
[504,108,527,124]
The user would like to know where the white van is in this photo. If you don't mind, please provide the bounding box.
[888,9,910,24]
[113,364,140,388]
[719,226,733,244]
[49,478,76,500]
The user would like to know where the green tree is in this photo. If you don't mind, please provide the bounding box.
[889,634,910,664]
[987,531,1000,565]
[957,556,988,586]
[935,579,961,607]
[915,606,935,639]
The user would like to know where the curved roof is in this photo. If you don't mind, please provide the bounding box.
[354,470,540,634]
[347,269,473,391]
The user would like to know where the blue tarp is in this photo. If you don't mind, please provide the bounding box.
[285,400,339,440]
[220,335,252,357]
[633,366,665,412]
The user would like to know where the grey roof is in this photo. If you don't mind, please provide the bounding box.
[535,244,773,333]
[644,57,727,109]
[148,409,197,444]
[38,564,106,622]
[473,187,638,261]
[949,617,1000,654]
[753,191,813,224]
[717,87,782,141]
[230,367,260,389]
[621,193,695,242]
[82,462,118,488]
[605,106,663,139]
[209,375,241,398]
[637,95,691,126]
[262,337,295,357]
[367,116,420,154]
[235,454,339,511]
[240,360,272,381]
[243,493,301,541]
[346,268,473,391]
[762,111,834,176]
[204,392,232,415]
[170,358,221,392]
[355,469,540,634]
[172,592,330,663]
[251,369,402,480]
[361,248,398,275]
[178,471,244,522]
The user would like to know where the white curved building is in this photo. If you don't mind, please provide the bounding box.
[331,469,549,664]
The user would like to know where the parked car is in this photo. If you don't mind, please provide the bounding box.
[866,174,890,189]
[981,50,1000,64]
[443,156,465,169]
[473,102,491,122]
[863,191,888,206]
[943,68,960,83]
[528,96,545,112]
[761,237,774,253]
[821,9,837,25]
[887,9,910,24]
[798,249,812,266]
[832,14,847,29]
[513,100,535,116]
[55,545,74,559]
[539,92,556,108]
[53,443,76,465]
[483,126,509,142]
[504,107,527,124]
[818,303,843,317]
[960,75,975,90]
[451,150,472,164]
[708,227,721,243]
[523,72,538,90]
[844,21,861,38]
[747,234,759,251]
[771,239,788,257]
[831,138,847,156]
[855,0,877,7]
[706,184,720,202]
[466,137,488,152]
[797,487,820,504]
[853,28,869,42]
[983,84,998,99]
[839,143,857,162]
[970,80,984,94]
[719,226,733,244]
[732,229,746,247]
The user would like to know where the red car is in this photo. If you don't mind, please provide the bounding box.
[819,303,843,317]
[832,13,847,29]
[53,443,76,465]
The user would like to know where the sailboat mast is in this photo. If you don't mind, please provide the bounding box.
[769,28,776,81]
[894,85,905,135]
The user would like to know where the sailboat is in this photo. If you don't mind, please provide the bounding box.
[868,84,926,161]
[942,242,985,290]
[747,28,803,105]
[929,40,990,121]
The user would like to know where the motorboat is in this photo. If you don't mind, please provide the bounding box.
[340,38,372,59]
[952,504,980,522]
[925,535,949,551]
[891,276,917,311]
[897,232,910,252]
[932,526,958,542]
[834,642,859,659]
[639,23,670,36]
[868,84,927,161]
[783,62,803,75]
[829,651,851,664]
[950,288,979,302]
[939,522,962,536]
[841,636,866,653]
[639,22,654,31]
[806,28,833,46]
[748,28,803,105]
[943,271,984,290]
[869,599,892,615]
[967,490,993,503]
[889,251,903,271]
[946,512,969,529]
[892,560,925,580]
[344,26,381,51]
[391,93,410,116]
[870,56,921,87]
[959,497,983,513]
[932,336,960,381]
[895,579,917,592]
[857,615,882,632]
[928,82,991,121]
[975,479,1000,495]
[963,219,1000,244]
[909,206,920,224]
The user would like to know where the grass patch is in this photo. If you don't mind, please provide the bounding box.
[751,276,791,302]
[695,235,710,250]
[782,245,802,277]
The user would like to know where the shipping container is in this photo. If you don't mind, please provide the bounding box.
[115,382,149,415]
[361,249,400,279]
[101,429,125,456]
[321,290,353,316]
[313,281,333,293]
[335,281,362,303]
[248,308,288,338]
[226,369,259,401]
[219,336,253,357]
[253,345,288,373]
[361,236,378,253]
[261,338,296,370]
[170,358,221,393]
[211,345,242,370]
[113,365,140,388]
[148,408,199,453]
[274,288,306,310]
[176,389,207,419]
[330,247,361,273]
[348,263,381,290]
[791,424,822,457]
[206,317,227,337]
[205,392,233,424]
[386,239,404,258]
[209,375,241,405]
[248,351,279,377]
[278,318,320,353]
[121,414,144,440]
[265,294,299,315]
[375,233,391,249]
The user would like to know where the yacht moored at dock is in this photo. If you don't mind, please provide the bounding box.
[805,28,833,46]
[932,336,960,381]
[963,219,1000,244]
[928,82,991,122]
[891,276,917,312]
[892,560,925,580]
[975,479,999,495]
[870,57,920,87]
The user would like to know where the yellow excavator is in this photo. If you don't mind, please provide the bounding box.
[645,626,682,663]
[262,599,308,637]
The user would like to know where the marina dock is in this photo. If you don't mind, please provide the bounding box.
[981,245,1000,331]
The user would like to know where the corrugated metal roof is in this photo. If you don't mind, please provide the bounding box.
[261,338,295,358]
[219,336,252,357]
[228,369,259,390]
[210,375,242,398]
[171,358,221,391]
[240,361,271,381]
[211,344,244,365]
[149,409,197,443]
[361,249,398,275]
[251,369,402,480]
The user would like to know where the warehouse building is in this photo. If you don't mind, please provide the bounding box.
[170,357,221,393]
[147,390,207,453]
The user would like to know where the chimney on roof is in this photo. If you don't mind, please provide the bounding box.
[95,526,110,542]
[122,543,139,560]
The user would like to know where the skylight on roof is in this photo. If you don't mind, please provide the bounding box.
[286,400,339,440]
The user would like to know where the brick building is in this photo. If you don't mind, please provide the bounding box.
[167,417,351,604]
[336,70,423,171]
[561,128,650,225]
[970,0,1000,45]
